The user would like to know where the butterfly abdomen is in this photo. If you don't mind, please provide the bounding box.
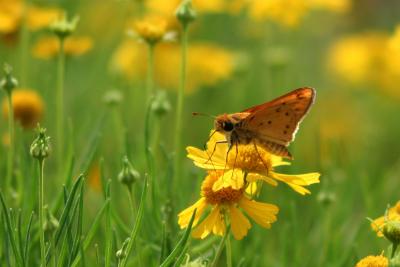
[258,140,293,159]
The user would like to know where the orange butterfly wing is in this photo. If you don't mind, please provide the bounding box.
[241,87,316,146]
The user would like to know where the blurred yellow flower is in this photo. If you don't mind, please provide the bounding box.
[88,163,102,193]
[26,6,62,31]
[131,15,171,44]
[0,0,22,33]
[247,0,308,27]
[307,0,351,13]
[32,36,93,59]
[0,0,61,34]
[146,0,244,15]
[2,89,44,129]
[372,201,400,237]
[186,131,320,195]
[355,255,388,267]
[111,42,235,93]
[327,33,387,84]
[178,170,279,240]
[328,30,400,99]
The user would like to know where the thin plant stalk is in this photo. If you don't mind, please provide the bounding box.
[6,92,14,190]
[225,230,232,267]
[146,43,155,100]
[126,188,137,218]
[173,24,189,186]
[38,159,46,267]
[19,7,29,87]
[56,38,66,175]
[211,225,231,267]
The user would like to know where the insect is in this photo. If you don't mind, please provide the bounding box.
[213,87,316,159]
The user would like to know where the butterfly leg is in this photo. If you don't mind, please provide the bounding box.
[252,141,271,173]
[204,140,228,169]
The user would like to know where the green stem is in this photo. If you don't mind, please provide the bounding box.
[173,24,188,187]
[226,231,232,267]
[392,243,399,259]
[126,187,136,219]
[6,92,14,191]
[211,225,231,267]
[38,159,46,267]
[146,43,155,100]
[56,38,65,176]
[19,10,29,87]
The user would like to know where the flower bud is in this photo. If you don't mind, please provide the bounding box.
[118,156,140,190]
[50,15,79,40]
[116,237,130,260]
[317,191,336,207]
[176,0,196,26]
[383,221,400,245]
[151,90,171,117]
[30,125,51,160]
[1,64,18,94]
[103,89,122,107]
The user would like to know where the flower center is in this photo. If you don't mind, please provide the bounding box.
[201,171,244,205]
[226,144,273,173]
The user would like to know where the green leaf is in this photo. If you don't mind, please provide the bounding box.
[120,177,148,267]
[160,209,197,267]
[0,190,24,266]
[70,199,110,267]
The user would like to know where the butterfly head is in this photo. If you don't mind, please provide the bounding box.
[214,114,235,133]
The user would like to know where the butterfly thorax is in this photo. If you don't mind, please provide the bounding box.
[214,112,253,145]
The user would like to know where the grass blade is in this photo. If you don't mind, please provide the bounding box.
[105,179,112,267]
[70,198,110,267]
[23,211,34,264]
[120,177,148,267]
[160,209,197,267]
[0,191,23,266]
[45,175,83,263]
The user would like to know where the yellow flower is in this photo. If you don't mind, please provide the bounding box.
[178,171,279,240]
[247,0,308,27]
[355,255,388,267]
[0,1,61,34]
[328,30,400,100]
[26,6,62,31]
[327,33,388,84]
[2,89,44,129]
[131,15,171,45]
[0,0,22,34]
[146,0,244,15]
[187,131,320,195]
[88,163,102,193]
[306,0,351,13]
[110,42,235,93]
[372,201,400,237]
[32,36,93,59]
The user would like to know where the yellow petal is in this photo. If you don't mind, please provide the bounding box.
[229,205,251,240]
[270,155,291,167]
[192,206,225,239]
[212,169,245,191]
[270,172,320,195]
[247,173,278,187]
[239,197,278,228]
[245,181,259,195]
[186,146,226,169]
[178,197,208,228]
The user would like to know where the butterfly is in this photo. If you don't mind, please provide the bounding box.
[213,87,316,159]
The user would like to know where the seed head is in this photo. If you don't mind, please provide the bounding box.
[30,125,51,160]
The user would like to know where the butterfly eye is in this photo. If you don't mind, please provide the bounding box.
[223,122,234,131]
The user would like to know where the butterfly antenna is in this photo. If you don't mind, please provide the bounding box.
[192,112,216,119]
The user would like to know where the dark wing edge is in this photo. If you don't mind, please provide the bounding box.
[242,87,316,116]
